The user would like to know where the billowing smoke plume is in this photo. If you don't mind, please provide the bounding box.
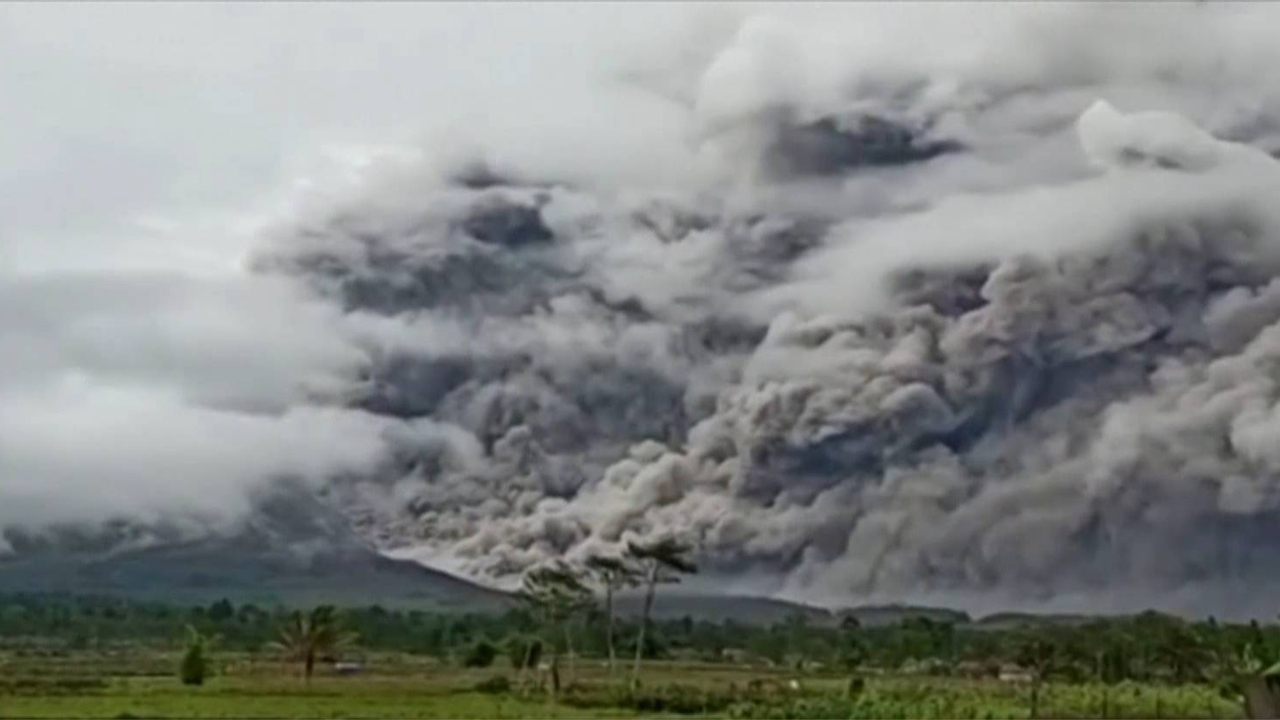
[11,3,1280,616]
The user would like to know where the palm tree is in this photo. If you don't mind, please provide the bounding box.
[518,562,593,696]
[626,537,697,689]
[585,553,641,676]
[271,605,357,683]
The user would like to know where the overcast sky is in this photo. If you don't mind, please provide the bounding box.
[0,1,747,539]
[8,1,1269,274]
[0,3,704,273]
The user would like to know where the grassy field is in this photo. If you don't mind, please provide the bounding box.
[0,649,1243,719]
[0,677,630,719]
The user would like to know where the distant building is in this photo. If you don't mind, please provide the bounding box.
[955,660,995,678]
[334,653,367,676]
[998,665,1034,683]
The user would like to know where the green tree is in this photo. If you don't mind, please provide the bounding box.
[626,537,697,689]
[207,598,235,622]
[505,634,543,671]
[518,563,593,695]
[840,635,869,672]
[179,625,214,686]
[585,553,641,676]
[464,639,498,668]
[747,628,787,666]
[837,614,867,671]
[270,605,357,683]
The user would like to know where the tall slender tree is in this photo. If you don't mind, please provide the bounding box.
[518,562,593,696]
[585,553,641,676]
[1016,637,1058,720]
[626,537,697,689]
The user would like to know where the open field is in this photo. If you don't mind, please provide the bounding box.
[0,596,1262,718]
[0,650,1242,719]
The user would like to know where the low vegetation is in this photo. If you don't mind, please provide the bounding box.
[178,626,213,686]
[0,591,1273,718]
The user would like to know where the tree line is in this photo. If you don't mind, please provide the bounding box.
[5,577,1280,698]
[512,537,698,694]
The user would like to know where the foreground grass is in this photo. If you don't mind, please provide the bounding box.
[0,677,637,719]
[0,652,1242,719]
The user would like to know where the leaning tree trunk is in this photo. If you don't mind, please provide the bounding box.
[605,583,616,676]
[631,564,657,690]
[564,624,576,687]
[549,639,561,700]
[519,639,537,693]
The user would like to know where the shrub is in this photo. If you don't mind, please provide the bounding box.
[180,643,208,686]
[463,639,497,668]
[846,676,866,698]
[562,683,736,714]
[728,697,855,720]
[633,684,734,714]
[179,625,211,686]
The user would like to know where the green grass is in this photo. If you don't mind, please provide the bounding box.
[0,651,1244,719]
[0,678,635,719]
[719,676,1237,719]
